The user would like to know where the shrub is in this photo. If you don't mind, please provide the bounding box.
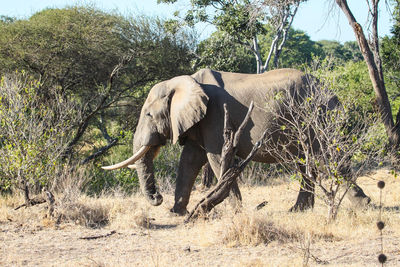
[0,73,78,201]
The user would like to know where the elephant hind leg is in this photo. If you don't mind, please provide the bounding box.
[206,153,242,209]
[290,166,315,212]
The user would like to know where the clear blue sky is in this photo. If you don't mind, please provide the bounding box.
[0,0,393,43]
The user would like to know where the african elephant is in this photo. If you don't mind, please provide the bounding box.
[103,68,370,215]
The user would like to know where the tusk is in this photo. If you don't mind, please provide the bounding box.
[102,146,151,170]
[128,146,160,169]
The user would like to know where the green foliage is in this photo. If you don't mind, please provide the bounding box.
[310,58,389,155]
[213,2,266,40]
[196,31,256,73]
[87,131,140,194]
[0,6,196,144]
[153,144,182,189]
[332,61,374,110]
[0,73,76,193]
[0,7,124,91]
[382,0,400,119]
[197,26,324,72]
[317,40,362,63]
[0,6,198,194]
[160,0,266,39]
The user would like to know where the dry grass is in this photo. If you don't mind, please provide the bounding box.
[1,168,399,266]
[221,212,298,247]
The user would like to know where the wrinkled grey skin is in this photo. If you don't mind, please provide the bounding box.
[119,68,370,215]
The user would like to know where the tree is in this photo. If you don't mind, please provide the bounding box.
[259,27,323,68]
[0,6,196,164]
[159,0,305,73]
[316,40,363,63]
[343,41,363,61]
[334,0,400,149]
[196,27,322,73]
[195,31,256,73]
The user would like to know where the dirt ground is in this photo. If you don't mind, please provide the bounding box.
[1,169,399,267]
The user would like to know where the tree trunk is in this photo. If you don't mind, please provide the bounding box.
[335,0,400,148]
[251,36,263,74]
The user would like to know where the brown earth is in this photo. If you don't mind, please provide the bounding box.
[1,169,399,266]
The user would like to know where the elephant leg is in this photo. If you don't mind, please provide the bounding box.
[200,162,215,189]
[290,165,315,212]
[230,181,242,210]
[170,140,207,216]
[206,153,242,209]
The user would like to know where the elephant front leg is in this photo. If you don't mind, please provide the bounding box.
[171,140,207,216]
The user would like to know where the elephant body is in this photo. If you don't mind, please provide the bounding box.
[103,68,370,214]
[192,68,302,163]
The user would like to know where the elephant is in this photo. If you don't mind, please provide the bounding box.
[102,68,371,215]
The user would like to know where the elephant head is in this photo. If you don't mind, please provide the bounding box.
[102,76,209,206]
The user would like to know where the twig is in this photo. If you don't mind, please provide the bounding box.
[79,230,117,240]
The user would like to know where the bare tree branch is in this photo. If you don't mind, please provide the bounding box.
[186,102,257,222]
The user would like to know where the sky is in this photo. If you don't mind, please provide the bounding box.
[0,0,394,43]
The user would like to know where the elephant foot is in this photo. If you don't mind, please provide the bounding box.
[289,191,314,212]
[170,205,188,216]
[145,192,163,206]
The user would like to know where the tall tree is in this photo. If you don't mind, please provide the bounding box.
[259,27,323,68]
[195,31,256,73]
[334,0,400,149]
[0,6,196,162]
[382,0,400,115]
[159,0,305,73]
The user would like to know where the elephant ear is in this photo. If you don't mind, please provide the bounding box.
[168,75,209,144]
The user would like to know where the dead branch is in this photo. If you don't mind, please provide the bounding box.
[14,190,56,219]
[14,196,46,210]
[80,138,119,165]
[186,102,265,222]
[79,230,117,240]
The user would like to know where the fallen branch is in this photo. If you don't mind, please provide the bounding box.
[79,230,117,240]
[185,102,268,222]
[14,196,46,210]
[14,190,56,219]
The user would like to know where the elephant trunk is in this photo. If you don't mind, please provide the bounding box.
[134,146,163,206]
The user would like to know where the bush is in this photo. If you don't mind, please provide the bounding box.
[0,73,78,199]
[263,71,380,220]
